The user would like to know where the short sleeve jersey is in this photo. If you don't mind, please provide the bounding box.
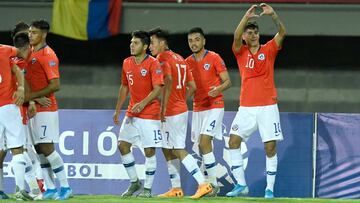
[157,50,194,116]
[185,50,227,112]
[121,55,164,120]
[26,46,59,112]
[0,45,17,107]
[233,39,280,106]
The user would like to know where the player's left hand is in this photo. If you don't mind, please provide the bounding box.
[160,111,166,122]
[35,97,52,107]
[28,101,37,118]
[259,3,275,16]
[131,102,145,114]
[13,87,24,106]
[208,86,220,97]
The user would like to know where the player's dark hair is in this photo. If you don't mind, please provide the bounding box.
[11,22,29,38]
[131,30,150,46]
[148,27,170,45]
[188,27,205,37]
[13,32,30,49]
[245,21,259,31]
[30,19,50,32]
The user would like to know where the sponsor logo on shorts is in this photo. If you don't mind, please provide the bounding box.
[232,124,239,131]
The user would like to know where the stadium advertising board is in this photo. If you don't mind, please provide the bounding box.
[3,110,313,197]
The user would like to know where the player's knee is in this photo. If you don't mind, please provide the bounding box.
[10,147,24,155]
[264,142,276,157]
[144,147,155,157]
[118,141,131,155]
[228,136,241,149]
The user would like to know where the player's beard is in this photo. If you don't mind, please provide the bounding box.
[192,46,203,54]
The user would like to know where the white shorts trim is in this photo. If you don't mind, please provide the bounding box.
[229,104,284,142]
[161,111,188,149]
[118,117,162,148]
[0,104,25,149]
[29,111,59,144]
[191,108,224,143]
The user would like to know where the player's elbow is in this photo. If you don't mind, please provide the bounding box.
[165,75,173,85]
[280,27,286,37]
[227,79,232,88]
[50,83,60,92]
[52,86,60,92]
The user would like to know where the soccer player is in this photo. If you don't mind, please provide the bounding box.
[185,27,231,196]
[13,22,51,194]
[26,20,72,200]
[148,28,212,199]
[11,22,46,199]
[113,30,163,198]
[0,33,33,200]
[225,3,286,199]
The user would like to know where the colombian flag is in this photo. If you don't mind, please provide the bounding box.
[52,0,121,40]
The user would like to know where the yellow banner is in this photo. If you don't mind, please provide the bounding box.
[52,0,89,40]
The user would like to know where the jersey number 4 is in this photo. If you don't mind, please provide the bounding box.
[175,64,187,89]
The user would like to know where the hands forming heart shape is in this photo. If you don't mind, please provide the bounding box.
[245,3,275,19]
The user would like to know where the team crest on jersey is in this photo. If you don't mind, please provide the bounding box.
[31,58,37,64]
[203,63,211,71]
[232,124,239,131]
[140,68,147,76]
[258,53,265,61]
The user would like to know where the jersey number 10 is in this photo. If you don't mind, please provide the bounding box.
[245,56,255,69]
[175,64,187,89]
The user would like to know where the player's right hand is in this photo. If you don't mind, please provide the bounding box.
[245,4,260,19]
[113,112,120,125]
[13,87,25,106]
[35,97,52,107]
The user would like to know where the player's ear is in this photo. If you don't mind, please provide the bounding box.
[143,44,149,51]
[42,31,48,40]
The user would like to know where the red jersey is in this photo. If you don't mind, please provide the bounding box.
[121,55,164,120]
[0,45,17,107]
[185,50,227,112]
[157,50,194,116]
[233,39,280,106]
[11,56,28,124]
[26,45,59,112]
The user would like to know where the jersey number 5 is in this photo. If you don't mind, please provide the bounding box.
[175,64,187,89]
